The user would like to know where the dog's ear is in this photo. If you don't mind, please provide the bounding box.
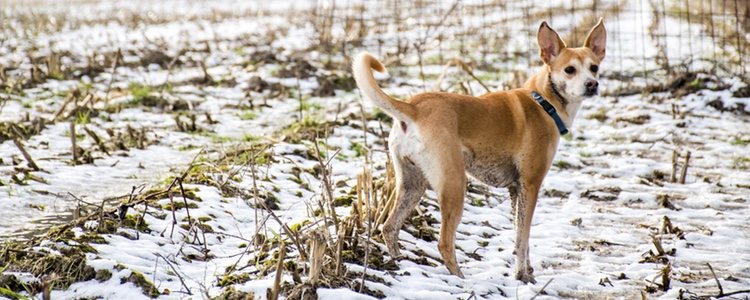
[584,18,607,61]
[537,21,566,64]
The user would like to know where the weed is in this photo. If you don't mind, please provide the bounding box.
[239,111,257,120]
[127,82,154,104]
[554,160,572,169]
[730,136,750,146]
[350,142,367,157]
[732,157,750,170]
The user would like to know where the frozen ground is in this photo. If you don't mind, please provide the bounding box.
[0,0,749,299]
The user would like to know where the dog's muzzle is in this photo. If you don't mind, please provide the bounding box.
[584,80,599,96]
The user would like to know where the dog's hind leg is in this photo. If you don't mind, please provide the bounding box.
[429,140,467,278]
[382,155,428,258]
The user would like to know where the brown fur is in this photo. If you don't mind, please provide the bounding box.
[353,19,607,284]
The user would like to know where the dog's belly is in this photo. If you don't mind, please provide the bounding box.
[463,152,519,188]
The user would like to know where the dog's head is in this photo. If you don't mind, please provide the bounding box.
[537,19,607,101]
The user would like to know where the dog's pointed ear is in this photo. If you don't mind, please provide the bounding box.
[584,18,607,61]
[537,21,566,64]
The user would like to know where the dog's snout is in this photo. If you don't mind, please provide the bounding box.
[585,80,599,95]
[585,80,598,89]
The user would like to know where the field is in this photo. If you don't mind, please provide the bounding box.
[0,0,749,299]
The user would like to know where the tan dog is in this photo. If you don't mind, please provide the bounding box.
[353,19,607,283]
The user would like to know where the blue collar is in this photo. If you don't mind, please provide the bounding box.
[532,91,569,135]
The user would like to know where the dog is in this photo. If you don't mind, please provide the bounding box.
[352,19,607,284]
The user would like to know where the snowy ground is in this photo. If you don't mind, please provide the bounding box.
[0,0,749,299]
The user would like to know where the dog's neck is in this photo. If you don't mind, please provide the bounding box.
[523,67,583,130]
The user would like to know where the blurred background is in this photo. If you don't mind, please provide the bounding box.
[1,0,748,95]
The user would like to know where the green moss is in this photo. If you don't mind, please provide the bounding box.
[243,134,261,143]
[334,194,355,207]
[121,214,150,232]
[77,232,107,244]
[47,225,75,241]
[122,271,159,298]
[180,222,214,233]
[370,108,392,123]
[99,219,119,234]
[217,272,251,287]
[289,220,311,233]
[469,198,486,207]
[281,116,331,143]
[215,286,255,300]
[554,160,572,169]
[95,269,112,282]
[161,201,199,211]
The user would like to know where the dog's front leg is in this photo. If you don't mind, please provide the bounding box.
[513,181,540,284]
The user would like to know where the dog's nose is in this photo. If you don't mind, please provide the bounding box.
[585,80,598,90]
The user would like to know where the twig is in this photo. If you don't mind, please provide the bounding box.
[699,263,750,298]
[334,223,345,276]
[168,190,178,239]
[70,122,78,165]
[50,91,76,122]
[359,166,374,293]
[178,178,192,225]
[83,126,109,155]
[104,48,122,103]
[418,0,460,46]
[670,150,678,183]
[707,263,723,296]
[134,201,148,240]
[258,199,308,260]
[308,229,326,285]
[530,278,554,300]
[155,253,192,295]
[313,140,340,233]
[269,241,286,300]
[456,59,492,94]
[679,151,691,184]
[11,137,41,171]
[152,255,159,297]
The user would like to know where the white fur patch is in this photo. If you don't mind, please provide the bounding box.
[389,123,441,189]
[389,123,424,157]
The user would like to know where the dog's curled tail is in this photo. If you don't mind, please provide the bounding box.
[353,52,416,123]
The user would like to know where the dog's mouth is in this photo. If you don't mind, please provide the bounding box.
[583,89,598,97]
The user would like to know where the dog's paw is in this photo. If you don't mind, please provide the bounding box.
[385,245,402,258]
[515,271,536,284]
[447,265,465,279]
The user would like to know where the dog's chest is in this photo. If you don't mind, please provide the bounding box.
[463,150,519,188]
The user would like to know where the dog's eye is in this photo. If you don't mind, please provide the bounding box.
[564,66,576,74]
[590,65,599,73]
